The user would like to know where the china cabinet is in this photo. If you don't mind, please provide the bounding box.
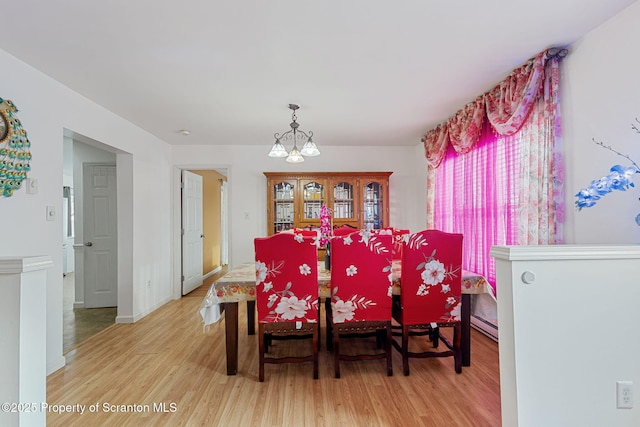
[264,172,391,235]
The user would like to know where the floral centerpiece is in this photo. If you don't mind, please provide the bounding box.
[320,204,333,269]
[575,120,640,226]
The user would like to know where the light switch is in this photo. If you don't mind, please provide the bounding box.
[46,205,56,221]
[26,178,38,194]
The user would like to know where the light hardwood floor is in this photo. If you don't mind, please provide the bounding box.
[47,277,501,426]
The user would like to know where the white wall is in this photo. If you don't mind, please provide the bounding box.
[62,137,75,274]
[563,0,640,244]
[171,144,426,269]
[0,49,175,374]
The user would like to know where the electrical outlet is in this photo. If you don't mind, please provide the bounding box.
[46,205,56,221]
[617,381,633,409]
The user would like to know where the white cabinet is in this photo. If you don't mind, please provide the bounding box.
[491,245,640,427]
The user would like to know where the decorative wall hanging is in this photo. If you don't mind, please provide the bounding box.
[0,97,32,197]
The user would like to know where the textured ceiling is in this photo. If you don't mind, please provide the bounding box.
[2,0,637,148]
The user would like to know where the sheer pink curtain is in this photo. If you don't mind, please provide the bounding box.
[425,49,565,290]
[431,123,519,287]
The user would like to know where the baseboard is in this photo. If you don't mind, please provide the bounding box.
[117,296,173,324]
[73,301,84,309]
[203,266,222,280]
[47,356,66,375]
[116,315,135,324]
[471,315,498,342]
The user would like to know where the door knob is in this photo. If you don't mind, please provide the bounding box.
[85,242,93,247]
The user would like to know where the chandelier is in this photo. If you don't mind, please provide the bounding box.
[268,104,320,163]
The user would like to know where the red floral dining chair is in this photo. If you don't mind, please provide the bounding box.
[391,228,410,260]
[392,229,463,375]
[278,228,320,243]
[332,225,359,237]
[293,227,318,237]
[328,231,394,378]
[254,233,319,382]
[372,227,410,260]
[294,228,320,247]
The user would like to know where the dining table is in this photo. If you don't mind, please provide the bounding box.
[199,261,495,375]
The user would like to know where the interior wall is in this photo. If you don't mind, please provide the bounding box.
[62,137,74,274]
[171,145,426,270]
[0,48,174,375]
[562,0,640,244]
[190,170,226,274]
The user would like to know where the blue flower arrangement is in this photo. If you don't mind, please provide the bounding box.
[575,120,640,225]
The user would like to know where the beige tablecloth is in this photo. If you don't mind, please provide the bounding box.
[200,261,495,326]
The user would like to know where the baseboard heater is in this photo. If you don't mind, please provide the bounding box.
[471,315,498,342]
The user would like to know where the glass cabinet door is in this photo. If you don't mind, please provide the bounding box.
[272,181,295,233]
[362,181,384,231]
[332,180,356,224]
[300,180,325,224]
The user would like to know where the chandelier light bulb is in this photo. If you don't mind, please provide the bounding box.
[285,145,304,163]
[268,140,288,157]
[300,138,320,156]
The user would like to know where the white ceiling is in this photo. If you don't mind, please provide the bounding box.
[2,1,637,149]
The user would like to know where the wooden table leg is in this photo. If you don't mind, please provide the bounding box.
[461,294,471,367]
[246,300,255,335]
[325,298,333,351]
[224,302,239,375]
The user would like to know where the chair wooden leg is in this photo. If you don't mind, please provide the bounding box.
[430,326,440,348]
[258,324,265,382]
[386,323,393,376]
[453,323,462,374]
[402,325,410,376]
[325,299,333,351]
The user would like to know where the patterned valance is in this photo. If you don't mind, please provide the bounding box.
[423,48,562,168]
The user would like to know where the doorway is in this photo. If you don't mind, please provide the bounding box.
[62,133,125,352]
[178,167,229,296]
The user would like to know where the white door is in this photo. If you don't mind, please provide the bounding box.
[220,179,229,266]
[83,164,118,308]
[182,170,203,295]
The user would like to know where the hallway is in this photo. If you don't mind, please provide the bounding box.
[63,273,116,353]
